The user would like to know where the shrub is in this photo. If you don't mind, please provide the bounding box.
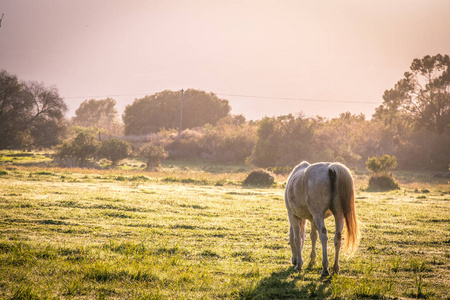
[367,174,400,191]
[366,154,397,174]
[268,166,292,175]
[140,144,168,170]
[164,129,203,160]
[243,169,275,187]
[54,130,99,167]
[202,118,256,163]
[366,154,399,191]
[249,115,315,168]
[98,138,131,167]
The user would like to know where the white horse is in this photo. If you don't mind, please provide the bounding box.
[285,161,359,276]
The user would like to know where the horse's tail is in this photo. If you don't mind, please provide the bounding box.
[329,163,359,254]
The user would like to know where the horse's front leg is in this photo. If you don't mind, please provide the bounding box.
[313,216,329,276]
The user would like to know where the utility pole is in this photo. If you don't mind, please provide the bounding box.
[178,89,184,140]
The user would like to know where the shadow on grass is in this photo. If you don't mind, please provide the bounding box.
[236,268,333,300]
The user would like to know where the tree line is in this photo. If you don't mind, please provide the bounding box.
[1,54,449,170]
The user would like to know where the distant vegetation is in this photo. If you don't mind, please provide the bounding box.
[1,54,449,170]
[71,98,122,137]
[122,89,231,135]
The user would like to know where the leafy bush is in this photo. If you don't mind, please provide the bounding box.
[366,154,398,174]
[367,174,400,191]
[161,118,256,164]
[366,155,399,191]
[98,138,131,167]
[243,169,275,187]
[139,144,168,170]
[202,117,256,163]
[164,129,203,160]
[54,130,99,167]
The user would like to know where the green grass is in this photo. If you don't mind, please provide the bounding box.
[0,161,449,299]
[0,150,53,166]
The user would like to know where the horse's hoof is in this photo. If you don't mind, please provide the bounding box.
[292,259,297,266]
[321,269,330,277]
[294,265,302,272]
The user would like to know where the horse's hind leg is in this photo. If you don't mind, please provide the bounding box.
[333,213,344,274]
[308,221,318,268]
[288,213,305,271]
[300,219,306,253]
[289,225,297,266]
[313,216,330,276]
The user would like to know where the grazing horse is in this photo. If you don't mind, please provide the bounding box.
[285,161,359,276]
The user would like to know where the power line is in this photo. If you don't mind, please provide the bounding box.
[63,91,380,105]
[216,93,380,104]
[64,93,149,99]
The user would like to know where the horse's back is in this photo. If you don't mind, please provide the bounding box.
[288,162,332,194]
[285,162,333,219]
[304,163,333,216]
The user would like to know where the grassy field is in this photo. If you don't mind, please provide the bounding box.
[0,155,449,299]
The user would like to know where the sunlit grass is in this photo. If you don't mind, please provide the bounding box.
[0,161,449,299]
[0,150,52,165]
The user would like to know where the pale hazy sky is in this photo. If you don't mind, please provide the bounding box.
[1,0,450,120]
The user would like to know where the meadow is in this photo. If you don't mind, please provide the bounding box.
[0,154,449,299]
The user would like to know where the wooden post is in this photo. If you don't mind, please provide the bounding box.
[178,89,184,140]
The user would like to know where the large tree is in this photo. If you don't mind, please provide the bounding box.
[0,70,67,149]
[72,98,122,136]
[374,54,450,135]
[0,70,28,148]
[122,89,231,135]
